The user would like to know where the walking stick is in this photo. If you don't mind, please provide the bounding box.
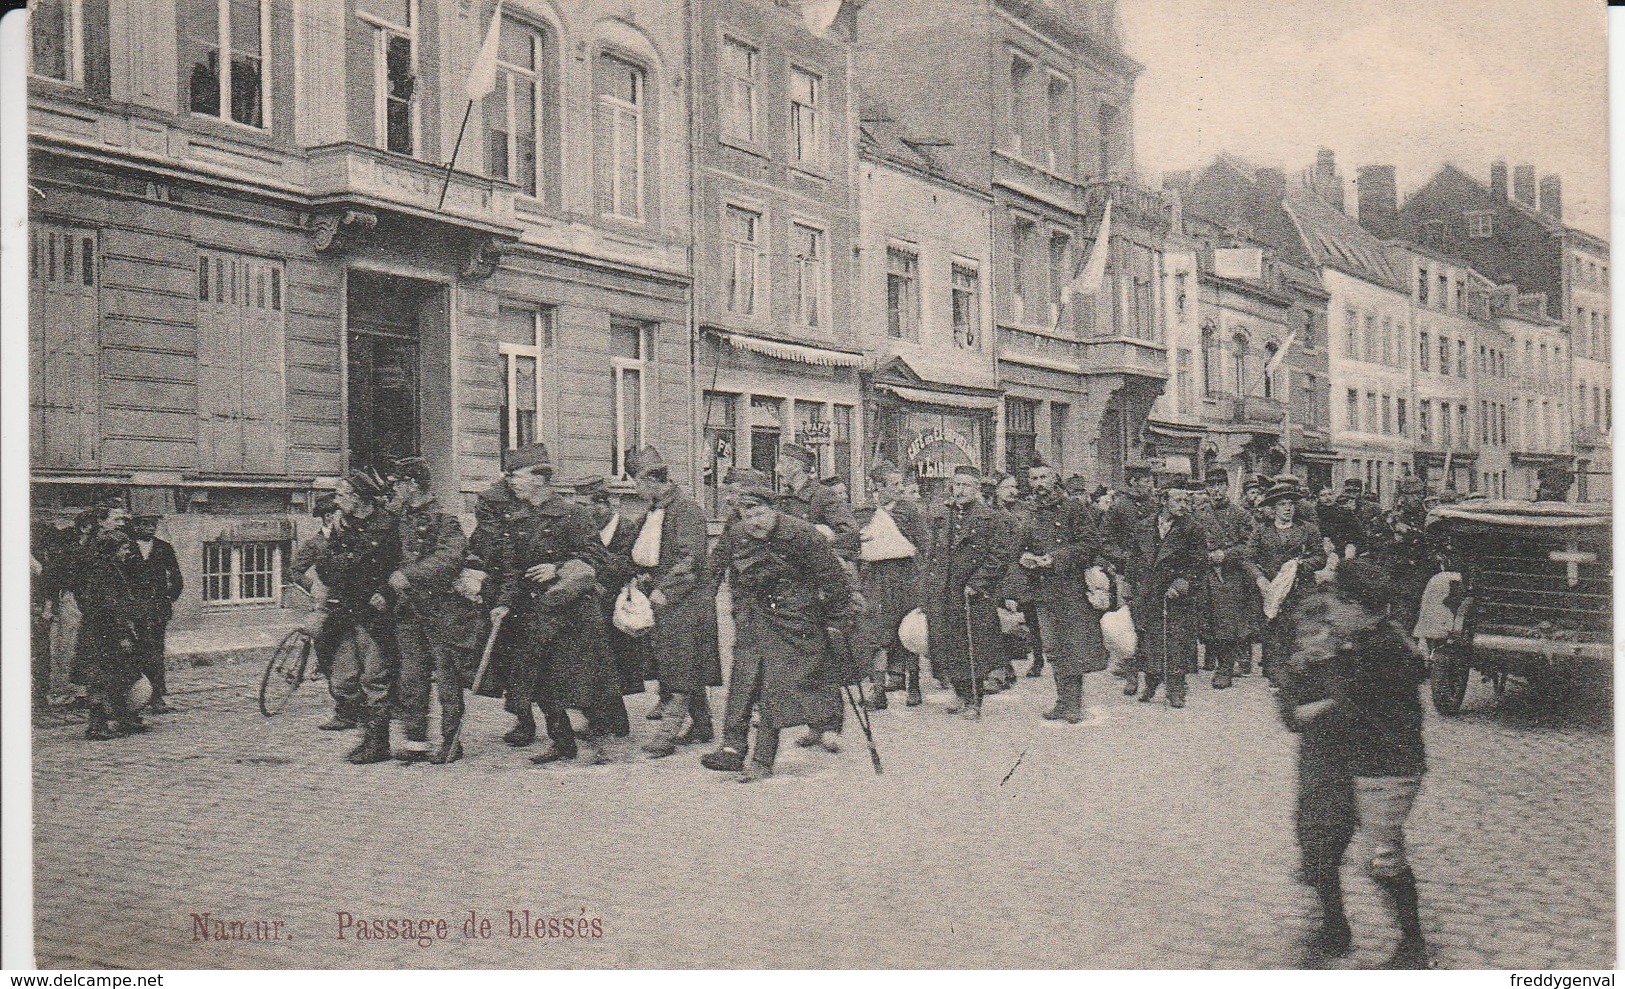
[1161,596,1169,691]
[841,682,884,774]
[963,586,982,711]
[445,612,505,755]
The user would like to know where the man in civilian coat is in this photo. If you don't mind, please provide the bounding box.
[124,515,183,713]
[629,447,723,758]
[1008,456,1108,723]
[1127,480,1209,708]
[855,462,929,709]
[1193,469,1261,689]
[920,464,1018,719]
[491,443,620,766]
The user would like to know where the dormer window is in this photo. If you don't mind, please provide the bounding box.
[1467,212,1494,238]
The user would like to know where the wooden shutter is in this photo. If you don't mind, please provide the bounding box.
[197,250,286,473]
[30,223,101,468]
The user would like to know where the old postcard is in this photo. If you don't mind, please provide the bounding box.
[7,0,1613,973]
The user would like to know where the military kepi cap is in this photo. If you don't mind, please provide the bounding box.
[387,456,432,487]
[952,464,982,480]
[780,443,818,468]
[634,445,667,477]
[503,442,552,474]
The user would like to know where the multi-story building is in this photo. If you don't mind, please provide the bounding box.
[28,0,697,630]
[1566,235,1612,501]
[855,96,999,501]
[854,0,1174,486]
[1497,290,1576,500]
[692,0,864,514]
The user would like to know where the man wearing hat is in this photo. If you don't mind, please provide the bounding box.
[1340,478,1384,550]
[318,469,405,762]
[490,443,621,766]
[290,492,355,731]
[1379,475,1434,627]
[468,460,546,748]
[986,470,1031,691]
[919,464,1018,719]
[1102,462,1156,588]
[702,479,852,780]
[1316,486,1359,559]
[382,456,475,764]
[1010,457,1107,722]
[1243,480,1326,687]
[855,462,930,709]
[1195,469,1260,689]
[1126,480,1209,707]
[78,531,145,739]
[626,447,722,757]
[123,513,183,713]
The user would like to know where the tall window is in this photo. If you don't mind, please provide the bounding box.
[703,392,738,516]
[1438,335,1450,376]
[1048,231,1072,326]
[609,321,649,476]
[792,222,825,329]
[485,15,544,198]
[1005,397,1038,476]
[1419,400,1432,443]
[1381,317,1393,365]
[951,262,980,348]
[1012,217,1035,322]
[1365,392,1377,435]
[499,307,553,452]
[1363,313,1377,363]
[1202,324,1220,397]
[721,37,758,143]
[1381,394,1393,434]
[1417,267,1429,304]
[1396,398,1408,437]
[1346,389,1359,432]
[1044,72,1071,173]
[1231,333,1249,395]
[725,205,762,316]
[30,0,81,83]
[1440,403,1452,446]
[1344,308,1359,359]
[1262,343,1279,399]
[1050,402,1070,465]
[1419,330,1430,372]
[203,541,282,605]
[1457,339,1468,378]
[1594,386,1603,428]
[596,53,645,220]
[886,245,919,340]
[790,67,823,168]
[359,0,415,154]
[832,404,854,488]
[1459,403,1469,447]
[184,0,269,128]
[1007,54,1032,155]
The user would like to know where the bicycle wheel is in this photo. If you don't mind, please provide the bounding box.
[259,629,313,717]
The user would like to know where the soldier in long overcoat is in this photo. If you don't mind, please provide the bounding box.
[920,465,1017,719]
[628,447,722,757]
[708,482,851,781]
[78,532,144,739]
[492,443,621,766]
[1008,458,1107,723]
[1244,480,1327,687]
[854,462,929,709]
[1194,468,1261,689]
[1127,482,1209,708]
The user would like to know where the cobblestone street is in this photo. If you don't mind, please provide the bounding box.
[30,658,1613,970]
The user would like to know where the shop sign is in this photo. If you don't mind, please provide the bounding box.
[907,427,980,479]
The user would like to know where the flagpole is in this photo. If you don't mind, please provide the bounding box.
[438,100,476,211]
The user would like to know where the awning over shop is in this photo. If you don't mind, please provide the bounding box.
[876,383,1000,410]
[713,331,865,367]
[1292,449,1342,463]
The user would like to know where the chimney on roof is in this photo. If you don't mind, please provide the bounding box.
[1490,160,1508,201]
[1513,164,1537,207]
[1255,167,1286,201]
[1539,174,1563,222]
[1355,164,1398,238]
[1309,148,1346,213]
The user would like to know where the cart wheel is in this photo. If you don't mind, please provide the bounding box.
[259,629,313,717]
[1429,642,1470,715]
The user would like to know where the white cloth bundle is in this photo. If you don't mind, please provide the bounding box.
[860,505,917,561]
[613,582,656,636]
[126,674,154,710]
[1084,566,1114,612]
[997,604,1026,635]
[899,608,929,656]
[1412,571,1463,641]
[600,513,620,548]
[630,508,665,568]
[1260,557,1300,621]
[1100,606,1137,661]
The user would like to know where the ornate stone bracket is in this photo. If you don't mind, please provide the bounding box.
[308,209,379,253]
[460,235,502,281]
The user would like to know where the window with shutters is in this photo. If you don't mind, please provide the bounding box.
[181,0,269,128]
[202,540,282,604]
[358,0,416,155]
[30,0,82,84]
[30,223,100,469]
[596,52,646,221]
[197,250,287,473]
[485,15,546,198]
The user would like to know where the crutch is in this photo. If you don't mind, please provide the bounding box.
[963,586,983,711]
[1161,596,1170,698]
[444,612,504,756]
[841,681,884,774]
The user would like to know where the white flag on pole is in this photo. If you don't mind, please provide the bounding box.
[803,0,844,36]
[1054,199,1112,331]
[1266,329,1299,374]
[465,0,505,103]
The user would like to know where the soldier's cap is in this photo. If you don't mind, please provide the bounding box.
[736,483,778,507]
[502,442,552,475]
[1342,478,1365,492]
[634,445,667,477]
[779,443,818,469]
[573,475,609,498]
[313,493,340,517]
[1063,474,1090,494]
[343,467,387,499]
[1163,475,1198,493]
[387,456,432,487]
[1270,473,1304,492]
[1260,481,1302,507]
[1123,463,1154,480]
[725,466,770,488]
[952,464,983,481]
[1396,476,1426,496]
[1265,445,1290,471]
[607,479,638,497]
[96,489,128,509]
[1243,476,1266,493]
[1028,449,1051,470]
[869,461,904,483]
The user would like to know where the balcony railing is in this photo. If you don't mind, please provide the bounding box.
[1079,179,1175,234]
[306,142,520,233]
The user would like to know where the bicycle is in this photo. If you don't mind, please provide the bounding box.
[258,584,324,717]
